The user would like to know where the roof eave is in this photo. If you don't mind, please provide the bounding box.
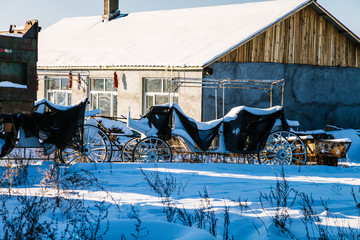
[37,65,204,71]
[310,1,360,45]
[203,0,314,67]
[204,0,360,67]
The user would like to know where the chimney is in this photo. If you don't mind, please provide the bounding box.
[103,0,120,21]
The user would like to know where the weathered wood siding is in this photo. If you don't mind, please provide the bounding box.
[217,6,360,68]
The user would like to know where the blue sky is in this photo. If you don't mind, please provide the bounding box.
[0,0,359,36]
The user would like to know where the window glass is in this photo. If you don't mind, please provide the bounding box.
[145,79,162,93]
[105,78,116,92]
[163,79,169,92]
[61,78,70,90]
[173,96,179,104]
[50,78,60,90]
[46,77,72,106]
[48,92,53,102]
[91,94,98,109]
[89,78,118,117]
[143,78,178,113]
[92,79,104,91]
[99,93,111,116]
[155,95,169,105]
[146,95,153,111]
[54,92,66,106]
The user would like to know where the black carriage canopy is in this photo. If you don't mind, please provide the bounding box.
[142,104,289,153]
[0,114,20,157]
[20,99,87,150]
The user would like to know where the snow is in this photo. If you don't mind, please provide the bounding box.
[329,129,360,162]
[1,162,360,239]
[38,0,310,68]
[0,33,23,38]
[223,105,283,122]
[171,103,283,130]
[34,98,87,112]
[84,108,101,117]
[86,117,133,135]
[0,81,27,89]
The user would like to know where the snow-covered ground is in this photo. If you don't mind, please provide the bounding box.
[0,119,359,239]
[1,161,360,239]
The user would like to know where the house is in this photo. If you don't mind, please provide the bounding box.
[37,0,360,129]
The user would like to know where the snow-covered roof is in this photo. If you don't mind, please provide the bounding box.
[38,0,311,68]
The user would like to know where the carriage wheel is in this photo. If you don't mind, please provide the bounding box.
[259,131,307,165]
[121,137,141,162]
[132,137,172,163]
[245,154,260,164]
[60,124,112,165]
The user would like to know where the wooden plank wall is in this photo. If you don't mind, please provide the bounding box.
[217,6,360,68]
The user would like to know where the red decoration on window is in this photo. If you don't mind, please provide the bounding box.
[69,71,73,88]
[113,71,118,88]
[77,73,81,86]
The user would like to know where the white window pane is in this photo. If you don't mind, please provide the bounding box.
[105,79,116,92]
[163,79,169,93]
[155,95,169,105]
[145,79,162,93]
[61,78,70,90]
[49,78,60,90]
[55,92,66,105]
[146,95,154,110]
[48,92,53,102]
[99,93,111,116]
[91,79,104,91]
[91,94,98,109]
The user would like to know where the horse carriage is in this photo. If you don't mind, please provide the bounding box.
[123,103,308,165]
[0,99,112,164]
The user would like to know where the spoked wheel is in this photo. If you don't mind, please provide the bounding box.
[121,137,141,162]
[60,124,112,165]
[259,131,307,165]
[132,137,172,163]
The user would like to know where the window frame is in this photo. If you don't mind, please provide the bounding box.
[143,78,178,113]
[90,78,118,117]
[46,77,72,106]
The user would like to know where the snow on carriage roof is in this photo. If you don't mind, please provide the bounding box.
[38,0,310,68]
[223,105,283,120]
[171,103,282,130]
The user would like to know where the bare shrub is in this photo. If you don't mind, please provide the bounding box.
[259,167,298,239]
[196,187,218,236]
[140,167,178,222]
[298,192,325,239]
[61,200,110,240]
[0,195,58,240]
[121,205,149,240]
[0,163,29,188]
[177,206,194,227]
[223,204,233,240]
[232,196,269,237]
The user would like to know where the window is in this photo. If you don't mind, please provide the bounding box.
[90,78,118,117]
[143,78,178,112]
[46,77,72,106]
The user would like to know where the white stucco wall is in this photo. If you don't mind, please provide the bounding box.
[37,68,204,121]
